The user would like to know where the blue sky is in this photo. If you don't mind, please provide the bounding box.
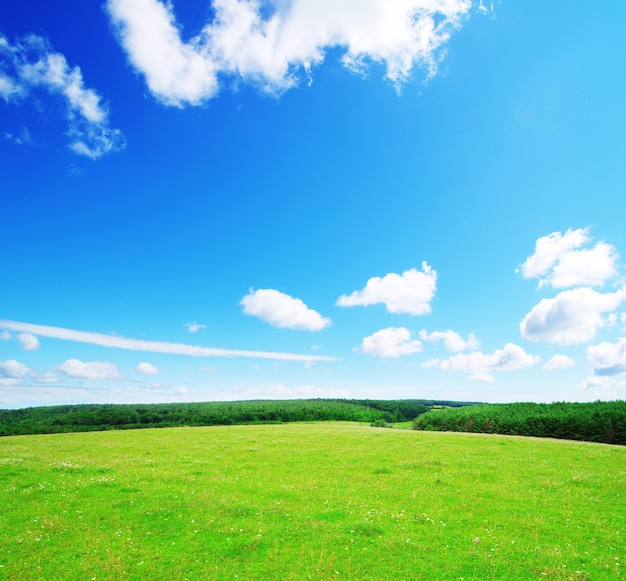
[2,0,626,408]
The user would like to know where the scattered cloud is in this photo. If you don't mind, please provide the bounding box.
[543,354,575,371]
[520,287,626,346]
[1,330,11,341]
[577,374,625,398]
[0,319,337,362]
[106,0,474,106]
[427,343,540,382]
[356,327,423,358]
[35,372,61,384]
[57,359,122,380]
[517,228,618,289]
[17,332,40,351]
[419,329,479,352]
[135,361,159,374]
[240,288,331,331]
[0,33,125,158]
[184,321,207,333]
[3,126,36,146]
[0,359,30,381]
[586,338,626,377]
[337,262,437,316]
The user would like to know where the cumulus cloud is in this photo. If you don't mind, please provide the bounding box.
[17,332,40,351]
[0,319,336,362]
[543,354,575,371]
[184,321,207,333]
[240,288,331,331]
[106,0,474,106]
[428,343,540,382]
[0,34,125,158]
[135,361,159,374]
[419,329,479,352]
[517,228,618,289]
[520,287,626,346]
[0,359,31,380]
[57,359,122,380]
[337,263,437,316]
[586,338,626,377]
[356,327,423,358]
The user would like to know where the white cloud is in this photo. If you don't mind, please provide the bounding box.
[518,228,618,289]
[337,262,437,316]
[17,333,40,351]
[240,288,331,331]
[0,34,125,158]
[184,321,207,333]
[219,383,350,400]
[419,329,479,352]
[106,0,473,106]
[35,372,61,384]
[57,359,122,380]
[586,338,626,376]
[356,327,423,358]
[577,374,621,397]
[520,287,626,346]
[543,354,575,371]
[1,330,11,340]
[0,359,31,379]
[135,361,159,374]
[0,319,336,362]
[431,343,540,382]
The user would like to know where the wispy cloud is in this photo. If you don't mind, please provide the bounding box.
[0,34,125,158]
[0,319,338,362]
[184,321,207,333]
[106,0,474,106]
[337,263,437,316]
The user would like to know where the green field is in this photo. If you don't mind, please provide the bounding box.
[1,423,624,580]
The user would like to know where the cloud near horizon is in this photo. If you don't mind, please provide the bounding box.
[106,0,474,106]
[240,288,331,331]
[337,263,437,316]
[0,319,338,362]
[0,34,125,158]
[424,343,540,383]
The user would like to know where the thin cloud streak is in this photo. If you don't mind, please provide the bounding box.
[0,320,339,362]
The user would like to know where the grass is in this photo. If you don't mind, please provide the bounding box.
[0,423,624,580]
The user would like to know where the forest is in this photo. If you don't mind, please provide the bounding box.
[0,398,451,436]
[414,400,626,445]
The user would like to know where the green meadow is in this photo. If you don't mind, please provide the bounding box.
[1,423,624,580]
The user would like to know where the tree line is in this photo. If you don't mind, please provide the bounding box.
[0,398,447,436]
[413,401,626,445]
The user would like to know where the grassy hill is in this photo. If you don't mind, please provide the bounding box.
[1,423,624,580]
